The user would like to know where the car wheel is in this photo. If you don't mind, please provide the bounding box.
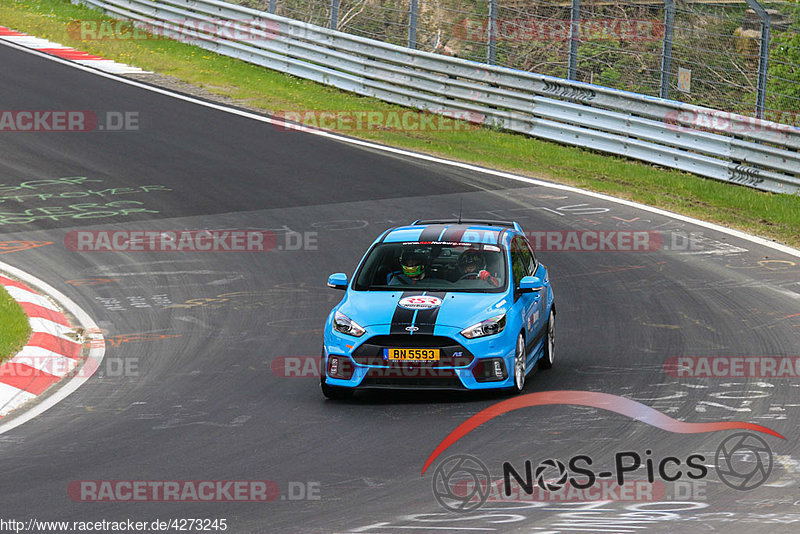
[511,333,526,394]
[320,350,354,400]
[539,310,555,370]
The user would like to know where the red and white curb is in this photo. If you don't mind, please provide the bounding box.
[0,25,149,74]
[0,262,105,434]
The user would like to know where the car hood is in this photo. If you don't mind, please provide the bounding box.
[339,290,508,329]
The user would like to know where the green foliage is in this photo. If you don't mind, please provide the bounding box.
[0,285,32,364]
[768,30,800,112]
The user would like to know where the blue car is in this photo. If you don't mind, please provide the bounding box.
[321,219,556,399]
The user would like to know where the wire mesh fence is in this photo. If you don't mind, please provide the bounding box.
[235,0,800,125]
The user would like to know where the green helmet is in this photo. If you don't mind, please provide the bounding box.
[400,249,427,278]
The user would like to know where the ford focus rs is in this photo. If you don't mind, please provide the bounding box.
[321,219,556,399]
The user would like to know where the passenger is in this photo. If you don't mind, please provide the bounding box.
[456,250,500,287]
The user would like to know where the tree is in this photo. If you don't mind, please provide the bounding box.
[768,1,800,113]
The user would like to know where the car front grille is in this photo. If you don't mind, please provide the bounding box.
[360,368,464,389]
[352,335,474,367]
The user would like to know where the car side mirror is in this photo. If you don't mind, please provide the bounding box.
[519,276,543,292]
[327,273,348,290]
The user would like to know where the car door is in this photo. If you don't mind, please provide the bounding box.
[510,236,539,361]
[521,237,547,352]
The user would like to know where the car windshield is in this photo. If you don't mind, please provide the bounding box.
[354,242,507,293]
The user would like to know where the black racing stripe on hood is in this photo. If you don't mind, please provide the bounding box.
[390,291,419,335]
[414,291,447,335]
[440,225,468,243]
[418,224,447,242]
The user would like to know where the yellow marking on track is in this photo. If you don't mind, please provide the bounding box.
[0,240,52,253]
[66,278,120,286]
[758,259,796,270]
[107,333,182,347]
[642,323,680,329]
[677,312,718,333]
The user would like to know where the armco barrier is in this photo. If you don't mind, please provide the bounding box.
[73,0,800,195]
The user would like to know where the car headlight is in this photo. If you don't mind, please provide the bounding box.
[333,311,366,337]
[461,314,506,339]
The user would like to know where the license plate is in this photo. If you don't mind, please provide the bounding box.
[383,348,440,361]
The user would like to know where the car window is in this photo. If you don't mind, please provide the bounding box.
[510,237,528,285]
[519,237,536,275]
[353,242,507,293]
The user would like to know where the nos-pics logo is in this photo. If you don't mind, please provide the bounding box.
[431,455,491,513]
[432,432,774,512]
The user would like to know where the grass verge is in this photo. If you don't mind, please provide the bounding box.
[0,285,32,364]
[1,0,799,248]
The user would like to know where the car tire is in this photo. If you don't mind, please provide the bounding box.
[539,309,555,370]
[320,350,354,400]
[510,332,527,394]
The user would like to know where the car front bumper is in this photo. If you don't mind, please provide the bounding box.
[322,325,518,391]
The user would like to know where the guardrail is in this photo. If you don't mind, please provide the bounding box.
[73,0,800,195]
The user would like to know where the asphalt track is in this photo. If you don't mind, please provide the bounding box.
[1,41,800,533]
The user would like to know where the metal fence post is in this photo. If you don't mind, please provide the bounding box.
[330,0,339,31]
[568,0,580,80]
[756,19,771,119]
[408,0,418,49]
[744,0,771,119]
[659,0,675,99]
[268,0,276,14]
[487,0,497,65]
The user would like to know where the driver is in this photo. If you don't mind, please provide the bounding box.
[457,250,500,287]
[387,249,428,285]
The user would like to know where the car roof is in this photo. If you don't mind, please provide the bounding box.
[379,221,522,246]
